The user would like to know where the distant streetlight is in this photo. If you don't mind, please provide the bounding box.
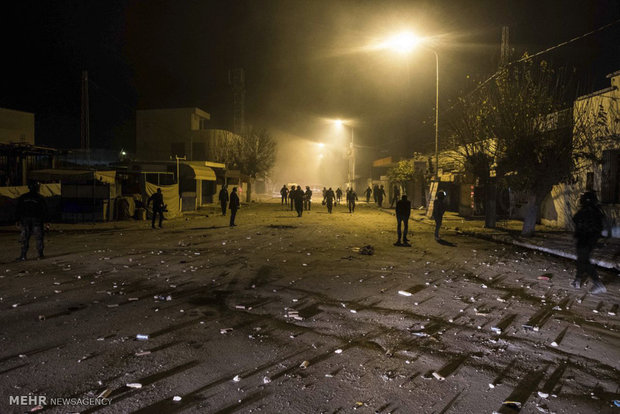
[380,31,440,180]
[333,119,355,190]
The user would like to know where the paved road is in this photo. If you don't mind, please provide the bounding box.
[0,202,618,413]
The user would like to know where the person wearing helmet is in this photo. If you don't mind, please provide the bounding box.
[571,191,606,294]
[16,181,48,260]
[432,191,447,241]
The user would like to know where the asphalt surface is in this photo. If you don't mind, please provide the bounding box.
[0,201,618,413]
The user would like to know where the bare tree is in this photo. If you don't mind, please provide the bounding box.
[228,126,277,202]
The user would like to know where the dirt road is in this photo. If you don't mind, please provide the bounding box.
[0,201,618,413]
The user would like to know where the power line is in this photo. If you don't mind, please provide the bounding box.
[471,19,620,95]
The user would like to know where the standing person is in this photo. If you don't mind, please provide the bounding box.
[229,187,240,226]
[218,185,229,216]
[432,191,447,241]
[336,187,343,205]
[390,185,401,208]
[280,185,289,205]
[289,186,296,211]
[16,182,48,260]
[364,186,372,203]
[325,187,336,214]
[304,186,313,211]
[377,185,386,208]
[571,191,606,294]
[372,184,379,203]
[322,187,327,203]
[294,185,304,217]
[147,188,166,229]
[394,194,411,246]
[346,188,358,213]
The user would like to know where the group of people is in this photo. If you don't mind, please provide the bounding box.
[14,180,608,295]
[280,185,313,217]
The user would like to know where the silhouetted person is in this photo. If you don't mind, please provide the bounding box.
[394,195,411,246]
[229,187,240,226]
[16,182,47,260]
[432,191,447,241]
[390,185,401,208]
[289,185,296,211]
[364,186,372,203]
[346,188,358,213]
[147,188,165,229]
[294,185,304,217]
[372,184,379,203]
[571,191,606,294]
[325,187,336,214]
[280,185,289,205]
[304,186,312,211]
[219,185,229,216]
[336,187,343,205]
[377,185,386,207]
[322,187,327,203]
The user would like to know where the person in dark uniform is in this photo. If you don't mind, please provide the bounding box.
[364,186,372,203]
[325,187,336,214]
[432,191,447,241]
[294,185,304,217]
[335,187,343,205]
[372,184,379,203]
[289,185,296,211]
[229,187,240,226]
[304,186,313,211]
[390,185,401,208]
[280,185,289,205]
[16,182,48,260]
[394,194,411,246]
[377,185,386,207]
[147,188,165,229]
[346,188,358,213]
[218,185,229,216]
[571,191,606,294]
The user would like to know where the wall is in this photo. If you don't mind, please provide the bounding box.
[0,108,34,145]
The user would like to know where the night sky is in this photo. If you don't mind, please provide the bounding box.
[3,0,619,157]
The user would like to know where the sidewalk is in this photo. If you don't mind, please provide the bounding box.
[397,209,619,271]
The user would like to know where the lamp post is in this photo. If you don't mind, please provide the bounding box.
[175,155,186,212]
[381,32,440,180]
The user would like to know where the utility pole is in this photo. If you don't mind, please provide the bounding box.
[228,68,245,134]
[176,155,186,212]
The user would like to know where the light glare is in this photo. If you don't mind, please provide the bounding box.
[383,32,421,54]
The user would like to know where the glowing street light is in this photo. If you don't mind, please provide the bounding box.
[380,31,421,54]
[379,31,440,180]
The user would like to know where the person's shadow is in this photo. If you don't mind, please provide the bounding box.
[436,238,457,247]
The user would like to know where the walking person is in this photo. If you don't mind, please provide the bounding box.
[280,185,289,205]
[218,185,229,216]
[147,188,166,229]
[377,185,386,208]
[394,194,411,246]
[290,185,295,211]
[571,191,606,294]
[346,188,358,213]
[294,185,304,217]
[432,191,447,241]
[304,186,313,211]
[16,181,48,260]
[229,187,240,226]
[336,187,343,205]
[364,186,372,203]
[372,184,379,204]
[325,187,336,214]
[390,185,401,208]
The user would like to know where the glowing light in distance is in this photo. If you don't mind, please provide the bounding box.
[381,32,421,54]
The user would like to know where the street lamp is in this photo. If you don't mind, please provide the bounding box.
[380,32,440,180]
[334,119,355,190]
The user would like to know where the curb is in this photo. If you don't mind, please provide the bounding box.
[378,207,619,272]
[459,230,619,271]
